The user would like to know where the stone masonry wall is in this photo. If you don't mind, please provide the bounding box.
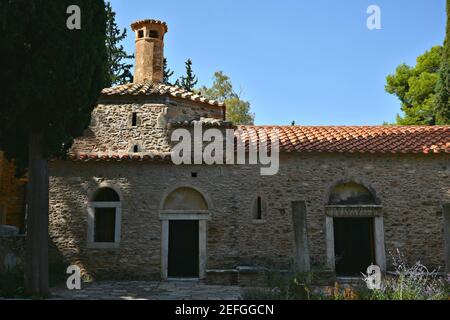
[49,152,450,281]
[71,97,223,155]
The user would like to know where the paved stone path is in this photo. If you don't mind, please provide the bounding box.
[51,281,242,300]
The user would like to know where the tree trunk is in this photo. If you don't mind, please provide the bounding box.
[25,132,49,296]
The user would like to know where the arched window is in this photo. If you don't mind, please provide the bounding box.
[163,187,208,211]
[328,182,376,205]
[252,196,267,221]
[88,187,121,248]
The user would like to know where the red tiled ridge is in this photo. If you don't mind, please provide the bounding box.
[101,82,224,107]
[237,125,450,154]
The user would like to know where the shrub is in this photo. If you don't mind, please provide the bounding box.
[241,287,281,300]
[0,267,25,298]
[49,260,69,288]
[363,250,448,300]
[242,270,323,300]
[0,260,68,298]
[325,282,360,300]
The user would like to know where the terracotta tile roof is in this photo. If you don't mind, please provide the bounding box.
[130,19,168,32]
[237,125,450,154]
[101,82,224,107]
[67,126,449,162]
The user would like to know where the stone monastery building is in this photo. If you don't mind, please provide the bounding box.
[48,19,450,284]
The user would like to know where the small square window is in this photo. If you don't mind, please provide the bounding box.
[138,30,144,38]
[149,30,159,38]
[191,172,198,178]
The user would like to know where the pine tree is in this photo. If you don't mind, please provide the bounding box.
[386,47,442,125]
[0,0,107,296]
[105,1,134,86]
[175,58,198,91]
[163,58,174,85]
[435,0,450,124]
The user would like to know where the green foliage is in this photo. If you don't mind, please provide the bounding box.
[105,1,134,86]
[200,71,255,125]
[386,46,444,125]
[242,254,449,300]
[0,260,68,298]
[241,287,281,300]
[0,0,108,167]
[0,267,25,298]
[242,271,322,300]
[435,0,450,124]
[163,58,174,85]
[0,1,107,295]
[175,59,198,91]
[324,282,361,300]
[48,260,69,288]
[201,71,234,101]
[225,96,254,125]
[362,251,448,300]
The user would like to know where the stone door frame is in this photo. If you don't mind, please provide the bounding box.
[325,205,386,273]
[159,184,213,280]
[160,212,209,280]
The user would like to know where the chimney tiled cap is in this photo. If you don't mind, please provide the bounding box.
[131,19,168,33]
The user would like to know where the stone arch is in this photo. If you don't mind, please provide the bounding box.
[160,185,212,211]
[91,187,120,202]
[326,179,380,205]
[88,182,123,202]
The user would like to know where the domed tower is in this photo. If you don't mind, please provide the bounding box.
[131,19,168,83]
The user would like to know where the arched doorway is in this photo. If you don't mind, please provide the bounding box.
[325,181,385,276]
[160,187,210,279]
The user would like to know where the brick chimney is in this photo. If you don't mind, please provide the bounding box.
[131,19,168,83]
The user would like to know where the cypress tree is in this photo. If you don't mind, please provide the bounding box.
[0,0,107,296]
[105,1,134,86]
[163,58,174,85]
[175,58,198,91]
[435,0,450,124]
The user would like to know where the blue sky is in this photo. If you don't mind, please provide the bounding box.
[109,0,446,125]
